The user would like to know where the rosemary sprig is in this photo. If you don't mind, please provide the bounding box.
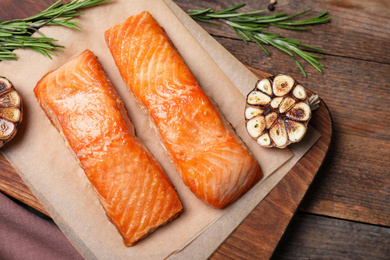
[188,3,330,77]
[0,0,111,61]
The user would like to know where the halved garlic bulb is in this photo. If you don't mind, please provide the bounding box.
[0,77,23,148]
[245,74,312,148]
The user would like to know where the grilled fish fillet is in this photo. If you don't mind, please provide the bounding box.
[34,50,183,246]
[105,12,263,208]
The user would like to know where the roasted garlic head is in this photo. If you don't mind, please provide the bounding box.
[0,77,22,148]
[245,74,311,148]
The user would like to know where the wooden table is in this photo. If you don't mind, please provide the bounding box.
[0,0,389,259]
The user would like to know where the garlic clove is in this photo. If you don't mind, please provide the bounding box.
[273,74,295,96]
[245,106,263,120]
[257,132,272,147]
[0,77,14,93]
[256,78,272,96]
[0,119,15,140]
[0,108,21,122]
[279,96,296,113]
[270,96,283,108]
[246,116,265,138]
[0,91,21,108]
[269,119,288,148]
[285,119,307,143]
[265,111,277,129]
[293,85,307,100]
[247,91,271,105]
[286,102,311,121]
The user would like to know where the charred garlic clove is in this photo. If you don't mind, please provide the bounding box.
[286,102,311,121]
[279,97,296,114]
[0,108,21,122]
[245,74,313,148]
[0,91,21,108]
[285,119,307,143]
[273,74,294,96]
[245,106,263,120]
[247,91,271,106]
[265,112,277,129]
[270,119,288,148]
[246,116,265,138]
[0,77,23,148]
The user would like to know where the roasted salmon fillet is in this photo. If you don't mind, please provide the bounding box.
[105,12,263,209]
[34,50,183,246]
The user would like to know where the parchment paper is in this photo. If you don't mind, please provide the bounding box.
[0,0,319,259]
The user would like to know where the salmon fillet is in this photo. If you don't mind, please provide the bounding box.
[105,12,263,209]
[34,50,183,246]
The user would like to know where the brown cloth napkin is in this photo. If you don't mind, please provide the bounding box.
[0,192,82,260]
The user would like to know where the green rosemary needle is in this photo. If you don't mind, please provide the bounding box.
[188,3,330,77]
[0,0,111,61]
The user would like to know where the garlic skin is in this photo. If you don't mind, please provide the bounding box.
[245,74,312,148]
[0,77,23,148]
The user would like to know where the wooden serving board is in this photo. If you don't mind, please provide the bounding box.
[0,66,332,258]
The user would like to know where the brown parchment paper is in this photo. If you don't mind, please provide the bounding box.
[0,0,319,259]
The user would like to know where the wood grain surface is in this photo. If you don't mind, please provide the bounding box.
[0,0,389,259]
